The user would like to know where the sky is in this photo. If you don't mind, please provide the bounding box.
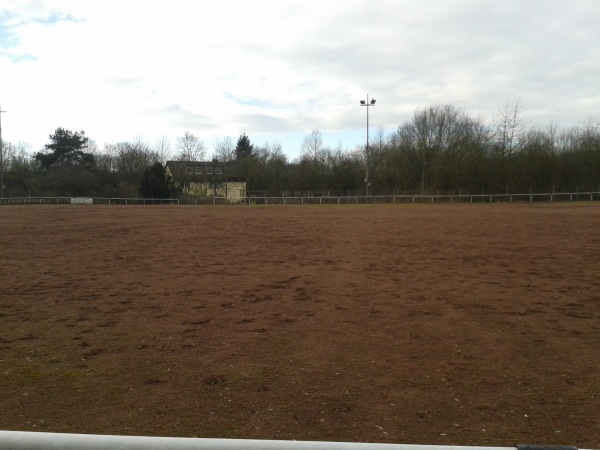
[1,0,599,161]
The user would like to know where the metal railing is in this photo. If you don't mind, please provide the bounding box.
[0,197,180,205]
[0,431,588,450]
[0,191,598,206]
[237,191,599,205]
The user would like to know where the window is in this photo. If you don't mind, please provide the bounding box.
[185,167,192,174]
[195,167,202,174]
[206,167,213,174]
[215,167,223,175]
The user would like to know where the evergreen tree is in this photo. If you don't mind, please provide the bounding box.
[36,128,93,169]
[138,162,177,198]
[235,132,254,160]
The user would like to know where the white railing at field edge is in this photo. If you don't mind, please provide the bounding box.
[0,191,599,206]
[0,197,180,205]
[240,191,599,205]
[0,431,589,450]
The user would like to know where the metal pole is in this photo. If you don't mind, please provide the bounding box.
[366,94,370,200]
[360,95,375,202]
[0,103,6,198]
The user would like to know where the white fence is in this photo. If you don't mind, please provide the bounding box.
[0,197,180,205]
[241,191,599,205]
[0,431,587,450]
[0,191,598,206]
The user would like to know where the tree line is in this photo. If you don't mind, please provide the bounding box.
[1,102,599,198]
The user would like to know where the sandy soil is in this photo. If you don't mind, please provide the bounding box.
[0,204,599,447]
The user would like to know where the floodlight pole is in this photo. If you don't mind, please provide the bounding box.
[0,103,6,199]
[360,95,376,200]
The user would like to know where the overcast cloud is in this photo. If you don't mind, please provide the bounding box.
[1,0,599,159]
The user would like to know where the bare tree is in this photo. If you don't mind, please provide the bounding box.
[0,140,34,195]
[299,130,334,193]
[493,99,527,159]
[1,140,32,172]
[90,142,116,175]
[176,131,206,161]
[405,105,466,193]
[108,137,160,185]
[492,99,528,192]
[209,136,236,198]
[301,129,325,161]
[213,136,236,162]
[373,127,386,153]
[153,136,172,164]
[263,141,289,194]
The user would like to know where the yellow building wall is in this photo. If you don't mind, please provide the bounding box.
[189,181,246,202]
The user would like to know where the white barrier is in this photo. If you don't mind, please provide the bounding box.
[71,197,93,205]
[233,192,600,205]
[0,191,598,206]
[0,197,180,205]
[0,432,587,450]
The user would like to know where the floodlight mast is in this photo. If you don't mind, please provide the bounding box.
[359,94,376,200]
[0,103,6,199]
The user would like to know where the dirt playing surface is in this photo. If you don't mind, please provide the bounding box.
[1,204,599,447]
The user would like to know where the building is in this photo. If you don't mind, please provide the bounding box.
[165,160,246,203]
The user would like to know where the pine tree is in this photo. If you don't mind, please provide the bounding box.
[36,128,93,169]
[235,132,254,160]
[138,162,177,198]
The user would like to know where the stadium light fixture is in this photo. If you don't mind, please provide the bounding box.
[359,94,376,200]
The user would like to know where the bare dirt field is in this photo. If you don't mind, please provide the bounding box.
[1,204,599,447]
